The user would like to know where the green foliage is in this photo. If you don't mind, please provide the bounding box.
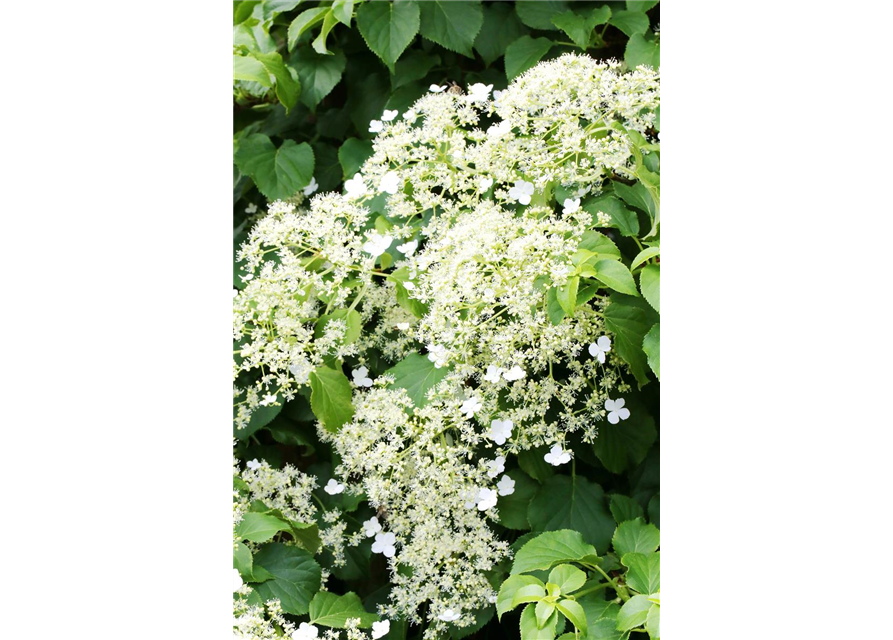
[309,590,379,627]
[309,365,355,432]
[251,543,322,615]
[384,352,450,407]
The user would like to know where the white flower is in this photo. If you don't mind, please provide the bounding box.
[324,478,345,495]
[260,394,277,406]
[605,397,630,424]
[233,568,243,592]
[460,397,482,418]
[396,322,410,331]
[466,82,493,103]
[381,109,399,122]
[483,365,504,383]
[487,120,511,138]
[588,336,612,363]
[544,444,572,466]
[479,177,494,191]
[363,516,382,538]
[396,239,418,256]
[303,176,318,196]
[502,365,526,381]
[562,197,581,214]
[372,531,397,557]
[233,288,239,298]
[246,458,262,471]
[379,171,401,194]
[245,202,257,214]
[507,180,535,205]
[426,343,448,368]
[292,622,319,640]
[497,474,516,496]
[438,609,461,622]
[371,620,390,639]
[352,366,374,387]
[462,488,479,509]
[403,280,415,290]
[344,173,368,199]
[403,109,418,123]
[488,419,513,445]
[429,84,447,93]
[487,594,499,604]
[476,487,498,511]
[362,231,393,256]
[486,456,505,478]
[369,119,384,133]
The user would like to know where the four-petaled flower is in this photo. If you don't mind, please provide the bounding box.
[344,173,368,199]
[245,202,258,214]
[403,281,415,290]
[372,531,397,557]
[460,396,482,418]
[381,109,399,121]
[427,343,448,368]
[562,197,581,214]
[246,458,262,470]
[605,397,630,424]
[369,119,384,133]
[479,177,494,191]
[466,82,493,103]
[429,84,446,93]
[476,487,498,511]
[352,366,373,387]
[488,419,513,445]
[233,568,243,592]
[503,365,526,381]
[260,394,277,406]
[324,478,344,495]
[371,620,390,639]
[403,109,418,123]
[588,336,612,363]
[497,474,516,496]
[380,171,401,194]
[544,444,571,466]
[396,322,410,331]
[363,516,382,538]
[507,180,535,205]
[396,239,418,256]
[487,121,511,138]
[483,365,504,383]
[303,176,318,196]
[363,231,393,256]
[486,456,505,478]
[292,622,319,640]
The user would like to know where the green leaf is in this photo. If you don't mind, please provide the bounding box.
[583,195,639,237]
[498,468,539,530]
[332,0,355,26]
[548,564,586,594]
[235,512,293,542]
[639,265,659,312]
[627,0,659,10]
[642,323,659,380]
[234,134,315,200]
[505,36,553,80]
[551,8,610,50]
[536,601,556,629]
[612,519,660,557]
[520,603,559,640]
[579,594,620,637]
[603,294,658,388]
[511,530,598,575]
[234,54,272,86]
[609,494,645,523]
[613,182,656,225]
[233,393,283,439]
[615,595,652,631]
[513,582,548,608]
[518,447,556,482]
[515,0,569,30]
[288,7,329,50]
[309,591,379,628]
[338,137,374,180]
[591,260,638,296]
[357,0,421,71]
[309,365,355,433]
[419,0,483,57]
[384,353,450,407]
[555,599,587,634]
[556,276,579,316]
[625,33,660,70]
[609,10,649,37]
[592,411,657,474]
[290,522,322,555]
[578,230,622,260]
[474,1,528,66]
[252,543,322,615]
[498,575,544,619]
[621,552,660,595]
[312,10,339,55]
[315,308,363,345]
[645,604,660,638]
[546,287,566,326]
[295,47,346,111]
[392,51,440,89]
[647,493,660,529]
[249,51,301,113]
[631,247,660,270]
[450,606,495,639]
[234,540,254,577]
[528,476,615,554]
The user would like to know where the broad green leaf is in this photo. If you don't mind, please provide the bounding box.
[235,512,292,542]
[647,493,660,529]
[311,141,342,191]
[474,1,528,65]
[592,412,657,474]
[498,468,539,530]
[450,606,495,639]
[639,265,659,312]
[309,365,355,433]
[233,395,283,439]
[528,476,615,554]
[252,543,322,615]
[512,583,547,607]
[546,287,566,326]
[309,591,379,628]
[592,260,638,296]
[556,276,579,315]
[338,137,374,180]
[419,0,483,57]
[290,522,322,555]
[631,247,660,270]
[626,33,660,70]
[555,599,587,635]
[392,51,440,89]
[627,0,659,10]
[591,617,624,640]
[332,0,355,26]
[613,182,656,224]
[518,447,556,482]
[642,323,659,380]
[260,1,303,24]
[505,36,553,80]
[234,54,272,86]
[234,541,253,577]
[357,0,421,71]
[288,7,329,50]
[615,595,652,631]
[515,0,569,30]
[612,519,660,557]
[583,195,639,237]
[234,134,315,200]
[579,595,620,637]
[249,51,301,113]
[578,230,621,260]
[498,575,544,619]
[609,494,645,523]
[621,552,660,595]
[384,352,450,407]
[511,530,597,575]
[312,10,339,55]
[609,10,649,37]
[645,604,659,638]
[536,601,556,628]
[603,293,658,388]
[551,7,610,50]
[520,603,559,640]
[295,47,346,110]
[315,308,363,345]
[548,564,586,595]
